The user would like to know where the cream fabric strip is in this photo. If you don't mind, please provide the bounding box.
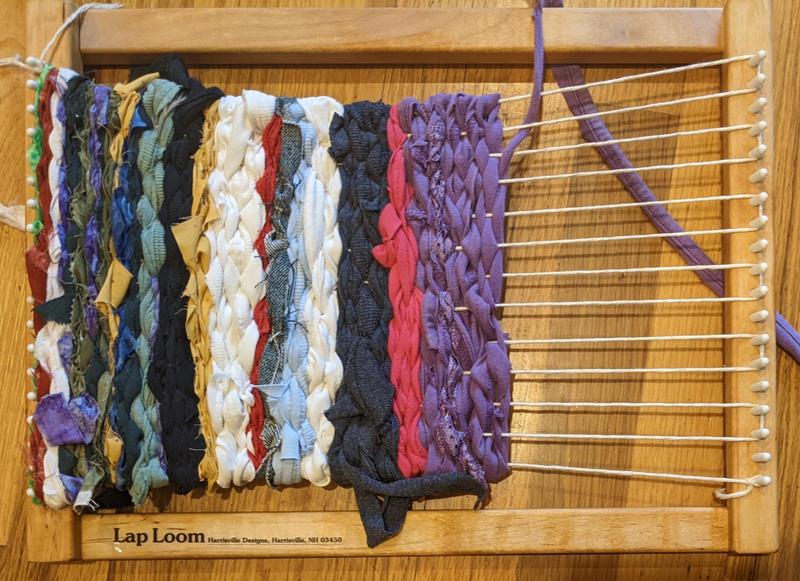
[206,91,275,488]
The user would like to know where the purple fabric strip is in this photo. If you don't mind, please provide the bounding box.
[501,0,545,174]
[57,87,70,283]
[85,85,110,339]
[400,4,545,483]
[33,393,99,446]
[543,0,800,365]
[454,93,512,482]
[402,96,485,483]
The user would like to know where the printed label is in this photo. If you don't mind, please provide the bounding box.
[112,528,344,548]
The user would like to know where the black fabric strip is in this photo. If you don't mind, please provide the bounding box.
[326,101,484,548]
[144,56,224,494]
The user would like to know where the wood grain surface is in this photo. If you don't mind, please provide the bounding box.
[78,7,724,65]
[1,0,799,578]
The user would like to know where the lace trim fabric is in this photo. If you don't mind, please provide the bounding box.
[401,96,485,483]
[402,92,515,485]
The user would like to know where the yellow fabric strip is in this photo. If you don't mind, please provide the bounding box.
[184,100,220,485]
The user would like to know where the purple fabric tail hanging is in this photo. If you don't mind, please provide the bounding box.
[541,0,800,365]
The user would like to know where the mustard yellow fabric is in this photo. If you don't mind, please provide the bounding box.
[179,100,220,485]
[108,73,160,175]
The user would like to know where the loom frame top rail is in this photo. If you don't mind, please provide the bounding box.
[23,0,777,561]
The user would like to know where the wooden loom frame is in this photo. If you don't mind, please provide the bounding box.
[24,0,777,561]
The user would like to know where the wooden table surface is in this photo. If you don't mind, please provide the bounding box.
[1,0,798,578]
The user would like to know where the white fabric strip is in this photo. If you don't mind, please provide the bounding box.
[36,67,76,509]
[297,96,344,487]
[206,91,275,488]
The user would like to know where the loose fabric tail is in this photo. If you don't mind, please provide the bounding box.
[500,0,545,172]
[541,0,800,364]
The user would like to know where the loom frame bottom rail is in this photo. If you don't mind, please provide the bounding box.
[23,0,778,561]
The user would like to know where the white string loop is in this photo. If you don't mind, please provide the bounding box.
[37,3,123,68]
[509,462,769,499]
[1,3,122,76]
[0,55,40,74]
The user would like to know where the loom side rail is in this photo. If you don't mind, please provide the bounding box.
[721,0,778,555]
[57,507,728,561]
[25,0,81,563]
[78,7,723,66]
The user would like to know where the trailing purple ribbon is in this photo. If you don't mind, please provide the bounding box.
[541,0,800,364]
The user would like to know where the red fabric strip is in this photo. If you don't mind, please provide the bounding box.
[373,105,427,477]
[247,115,283,469]
[27,68,59,503]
